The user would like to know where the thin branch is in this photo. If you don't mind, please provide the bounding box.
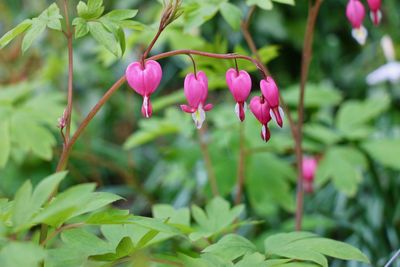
[295,0,322,231]
[385,248,400,267]
[198,126,219,196]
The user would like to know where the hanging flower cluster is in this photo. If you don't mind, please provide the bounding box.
[125,59,284,142]
[346,0,382,45]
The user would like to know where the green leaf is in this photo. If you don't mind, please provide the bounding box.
[246,0,273,10]
[336,95,390,139]
[315,146,366,196]
[219,2,242,30]
[0,242,45,267]
[0,121,11,168]
[103,9,138,21]
[362,139,400,170]
[77,0,104,20]
[38,3,63,31]
[184,4,219,32]
[72,17,89,38]
[265,232,369,266]
[202,234,257,261]
[85,209,131,224]
[272,0,295,5]
[12,181,33,228]
[235,253,267,267]
[88,21,121,57]
[21,18,46,53]
[0,19,32,48]
[190,197,244,241]
[30,172,67,217]
[282,83,342,108]
[246,153,295,216]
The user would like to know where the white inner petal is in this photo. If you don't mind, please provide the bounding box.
[235,103,240,120]
[143,96,149,118]
[370,10,382,25]
[261,125,267,140]
[192,106,206,129]
[352,26,368,46]
[270,109,277,124]
[278,106,285,119]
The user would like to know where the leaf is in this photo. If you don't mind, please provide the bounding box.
[85,209,131,224]
[30,172,67,217]
[72,17,89,38]
[246,0,273,10]
[12,181,33,228]
[202,234,257,261]
[77,0,104,20]
[246,153,296,216]
[21,18,46,53]
[282,83,343,108]
[315,146,366,196]
[303,123,341,145]
[272,0,295,5]
[103,9,138,21]
[265,232,369,266]
[88,21,121,57]
[0,19,32,48]
[362,139,400,170]
[0,121,11,168]
[190,197,244,241]
[235,253,267,267]
[38,3,63,31]
[0,242,45,267]
[184,4,219,32]
[219,2,242,30]
[336,95,390,139]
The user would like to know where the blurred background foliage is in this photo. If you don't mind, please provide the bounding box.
[0,0,400,266]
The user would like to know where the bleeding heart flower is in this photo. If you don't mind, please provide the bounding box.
[346,0,368,45]
[225,68,252,121]
[303,156,318,193]
[367,0,382,25]
[260,77,284,128]
[180,71,213,129]
[249,96,272,142]
[125,60,162,118]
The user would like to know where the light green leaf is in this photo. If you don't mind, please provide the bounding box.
[336,95,390,139]
[0,19,32,48]
[203,234,257,261]
[88,21,121,57]
[315,146,366,196]
[72,17,89,38]
[272,0,295,5]
[77,0,104,20]
[235,253,267,267]
[38,3,63,31]
[103,9,138,21]
[362,139,400,170]
[246,0,273,10]
[219,2,242,30]
[0,121,11,168]
[0,242,45,267]
[12,181,33,228]
[21,18,46,53]
[85,209,131,224]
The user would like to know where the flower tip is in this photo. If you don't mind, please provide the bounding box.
[141,96,152,118]
[261,125,271,142]
[270,107,284,128]
[352,26,368,45]
[235,102,246,122]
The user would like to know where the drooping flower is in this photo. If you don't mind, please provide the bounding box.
[302,156,318,193]
[180,71,213,129]
[125,60,162,118]
[225,68,252,121]
[260,77,284,128]
[346,0,368,45]
[367,0,382,25]
[249,96,272,142]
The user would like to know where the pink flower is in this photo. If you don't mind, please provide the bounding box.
[367,0,382,25]
[180,71,213,129]
[225,68,252,121]
[249,96,272,142]
[260,77,284,128]
[302,156,318,193]
[346,0,368,45]
[125,60,162,118]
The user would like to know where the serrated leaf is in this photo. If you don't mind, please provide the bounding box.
[21,18,46,53]
[0,121,11,168]
[0,19,32,48]
[72,17,89,38]
[219,2,242,30]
